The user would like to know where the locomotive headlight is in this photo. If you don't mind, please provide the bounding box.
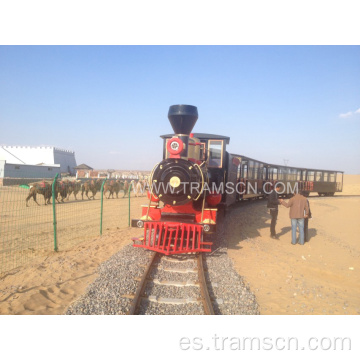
[167,138,184,155]
[137,220,144,228]
[169,176,181,188]
[170,141,179,151]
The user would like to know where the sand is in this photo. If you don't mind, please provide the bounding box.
[0,174,359,315]
[339,174,360,195]
[0,186,145,274]
[227,174,360,314]
[0,228,137,314]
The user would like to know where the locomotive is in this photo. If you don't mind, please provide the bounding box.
[131,104,225,255]
[131,104,344,255]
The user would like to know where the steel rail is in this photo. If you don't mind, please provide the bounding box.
[197,253,215,315]
[129,252,215,315]
[128,251,159,315]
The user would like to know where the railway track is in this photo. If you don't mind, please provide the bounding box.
[128,252,216,315]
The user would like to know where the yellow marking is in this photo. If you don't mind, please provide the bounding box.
[141,215,153,220]
[203,218,216,224]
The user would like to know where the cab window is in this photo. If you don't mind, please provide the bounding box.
[208,140,223,168]
[199,143,206,161]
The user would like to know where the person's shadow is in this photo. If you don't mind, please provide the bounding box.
[307,228,317,243]
[277,226,291,237]
[278,226,317,243]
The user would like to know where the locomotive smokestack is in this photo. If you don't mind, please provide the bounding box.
[168,105,198,135]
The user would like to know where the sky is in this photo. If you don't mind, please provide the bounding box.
[0,46,359,173]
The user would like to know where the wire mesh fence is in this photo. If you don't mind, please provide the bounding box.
[0,173,145,274]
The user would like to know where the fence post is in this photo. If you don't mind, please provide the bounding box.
[52,173,59,251]
[128,183,132,227]
[100,178,107,235]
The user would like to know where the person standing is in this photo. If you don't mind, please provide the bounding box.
[267,183,282,239]
[280,191,309,245]
[301,191,312,242]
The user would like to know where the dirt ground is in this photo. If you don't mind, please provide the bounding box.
[0,192,146,314]
[227,174,360,314]
[0,186,145,274]
[0,175,359,315]
[0,227,137,314]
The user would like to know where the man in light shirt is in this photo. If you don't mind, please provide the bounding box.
[280,191,309,245]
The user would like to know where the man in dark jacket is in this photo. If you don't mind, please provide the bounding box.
[267,183,282,239]
[301,191,312,242]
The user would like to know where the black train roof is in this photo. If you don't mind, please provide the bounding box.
[231,154,344,173]
[160,134,342,173]
[160,133,230,145]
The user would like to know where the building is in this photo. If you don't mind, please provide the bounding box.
[73,168,151,180]
[74,164,94,178]
[0,145,77,174]
[112,170,150,180]
[0,161,61,185]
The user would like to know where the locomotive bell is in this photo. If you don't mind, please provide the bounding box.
[168,104,198,158]
[168,104,198,135]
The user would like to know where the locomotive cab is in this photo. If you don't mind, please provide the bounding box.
[162,134,228,166]
[160,133,230,206]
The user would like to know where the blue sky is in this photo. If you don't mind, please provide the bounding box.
[0,46,359,173]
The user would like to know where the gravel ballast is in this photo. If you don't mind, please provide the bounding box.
[67,209,260,315]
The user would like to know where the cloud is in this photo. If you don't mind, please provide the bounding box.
[339,111,353,118]
[339,108,360,119]
[109,151,121,155]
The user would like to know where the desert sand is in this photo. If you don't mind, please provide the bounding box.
[228,174,360,315]
[0,227,135,314]
[0,174,359,315]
